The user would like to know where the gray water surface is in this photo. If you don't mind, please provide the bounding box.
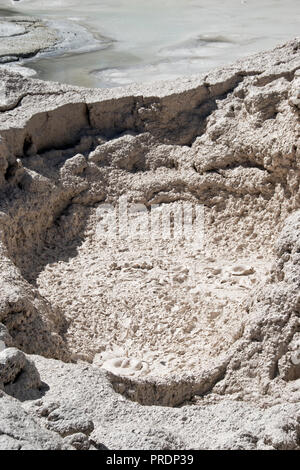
[1,0,300,88]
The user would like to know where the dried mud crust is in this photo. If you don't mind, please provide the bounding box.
[0,17,59,63]
[0,39,299,410]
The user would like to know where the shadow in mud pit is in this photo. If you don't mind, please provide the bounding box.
[4,381,50,403]
[16,203,93,287]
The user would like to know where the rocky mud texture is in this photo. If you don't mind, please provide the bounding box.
[0,39,300,449]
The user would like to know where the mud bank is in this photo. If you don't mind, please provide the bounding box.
[0,15,111,69]
[0,39,300,449]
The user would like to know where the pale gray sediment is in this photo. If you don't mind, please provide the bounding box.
[0,15,112,69]
[0,39,299,449]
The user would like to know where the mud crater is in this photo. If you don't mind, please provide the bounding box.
[0,56,299,405]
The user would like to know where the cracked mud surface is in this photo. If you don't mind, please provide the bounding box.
[0,39,300,449]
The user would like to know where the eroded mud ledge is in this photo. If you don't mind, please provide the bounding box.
[0,39,300,450]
